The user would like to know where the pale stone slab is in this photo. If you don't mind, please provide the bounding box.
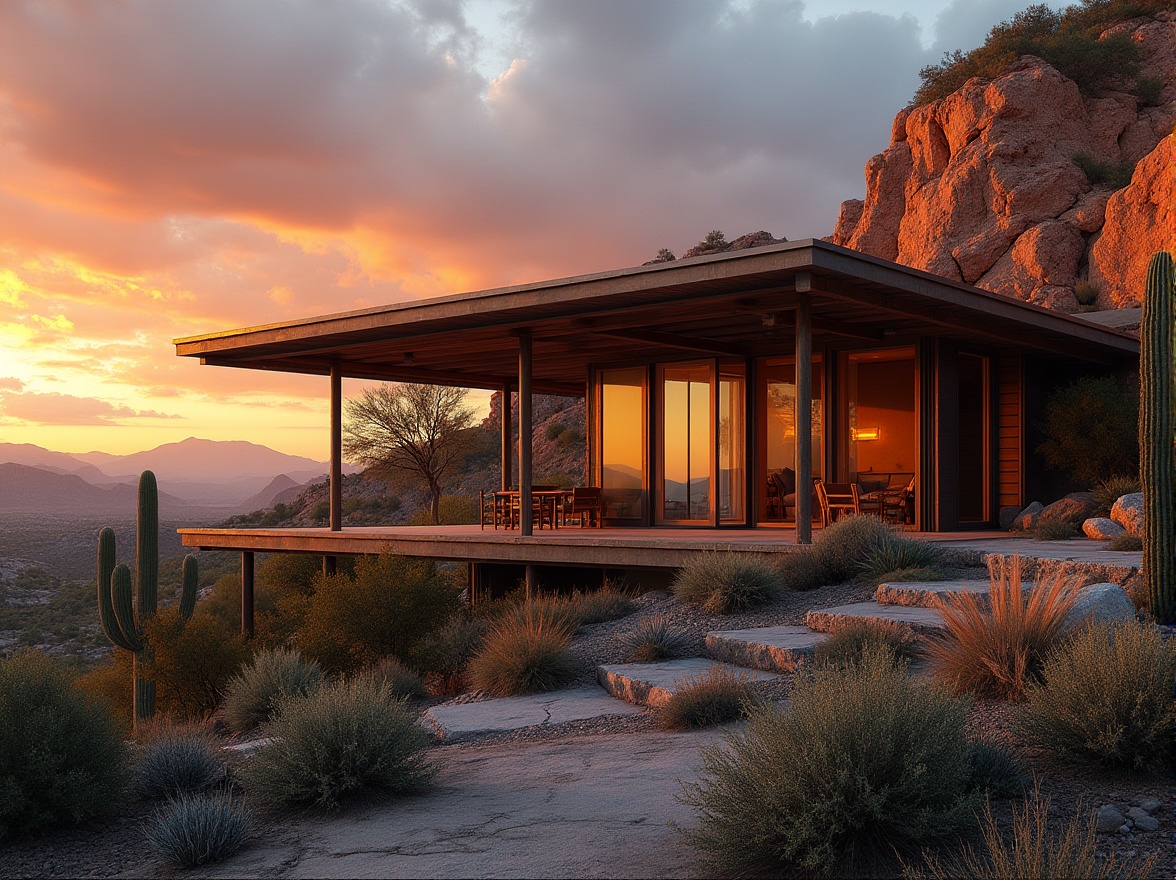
[706,625,828,672]
[597,657,778,707]
[874,579,1032,608]
[806,601,945,634]
[423,688,641,741]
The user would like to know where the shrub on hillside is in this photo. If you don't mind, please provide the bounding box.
[569,585,636,625]
[776,546,831,591]
[812,619,922,669]
[356,655,427,700]
[244,676,436,811]
[143,608,250,720]
[468,602,578,696]
[965,739,1024,800]
[616,615,690,662]
[297,553,463,674]
[1033,517,1083,541]
[222,647,324,733]
[1018,620,1176,769]
[672,552,784,613]
[145,792,250,868]
[657,666,757,731]
[859,535,943,583]
[0,651,127,840]
[679,647,977,876]
[1093,474,1140,516]
[415,614,491,695]
[134,722,228,801]
[928,557,1078,700]
[1036,376,1138,485]
[812,514,898,584]
[1107,532,1143,552]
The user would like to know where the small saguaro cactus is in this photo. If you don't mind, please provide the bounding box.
[97,470,198,725]
[1139,250,1176,624]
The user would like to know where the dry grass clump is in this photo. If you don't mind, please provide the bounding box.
[813,618,922,669]
[569,585,636,625]
[1093,475,1140,516]
[416,614,490,695]
[928,557,1078,700]
[672,551,784,613]
[468,601,578,696]
[679,647,978,876]
[1033,517,1083,541]
[1106,532,1142,552]
[777,546,832,591]
[778,515,942,590]
[859,535,944,584]
[813,514,900,583]
[221,647,324,733]
[1018,620,1176,769]
[657,666,756,731]
[616,615,690,662]
[356,655,427,701]
[133,722,228,801]
[145,792,251,868]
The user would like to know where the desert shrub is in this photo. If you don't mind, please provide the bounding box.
[1072,153,1136,189]
[672,552,784,613]
[928,557,1078,700]
[1018,620,1176,769]
[145,792,250,868]
[73,649,135,728]
[813,619,922,668]
[813,514,898,583]
[1093,474,1140,516]
[244,676,436,811]
[965,739,1024,800]
[616,615,690,662]
[569,586,636,625]
[491,593,581,634]
[877,566,948,583]
[408,494,480,525]
[415,614,490,695]
[1107,532,1142,552]
[1033,517,1082,540]
[468,602,578,696]
[679,647,977,876]
[143,608,250,720]
[134,723,227,801]
[0,651,127,840]
[357,655,427,700]
[776,547,831,591]
[859,535,943,583]
[297,553,463,674]
[658,666,757,730]
[1073,280,1100,306]
[912,787,1154,880]
[1036,376,1138,485]
[221,648,324,733]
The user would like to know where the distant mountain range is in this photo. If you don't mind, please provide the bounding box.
[0,437,355,514]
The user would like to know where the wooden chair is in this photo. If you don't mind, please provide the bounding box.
[815,480,860,527]
[880,477,915,526]
[564,486,603,527]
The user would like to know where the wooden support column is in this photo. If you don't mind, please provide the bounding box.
[795,290,813,544]
[501,383,513,491]
[241,551,255,638]
[326,363,342,575]
[518,331,534,538]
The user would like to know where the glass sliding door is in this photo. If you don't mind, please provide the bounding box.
[718,364,746,523]
[599,367,646,521]
[658,362,713,523]
[844,349,917,517]
[758,359,823,522]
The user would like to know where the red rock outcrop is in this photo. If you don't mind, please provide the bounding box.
[832,12,1176,311]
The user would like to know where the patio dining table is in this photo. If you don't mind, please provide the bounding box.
[494,489,572,529]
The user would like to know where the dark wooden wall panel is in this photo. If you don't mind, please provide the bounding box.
[997,351,1023,510]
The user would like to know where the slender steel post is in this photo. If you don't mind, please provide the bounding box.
[325,364,342,575]
[240,551,255,638]
[501,383,513,491]
[796,293,813,544]
[518,331,534,537]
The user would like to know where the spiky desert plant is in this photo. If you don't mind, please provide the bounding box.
[134,723,227,801]
[813,618,922,669]
[927,556,1078,700]
[1140,250,1176,623]
[672,551,784,613]
[657,666,757,730]
[145,792,250,868]
[616,615,690,662]
[97,471,199,727]
[468,601,577,696]
[221,647,324,732]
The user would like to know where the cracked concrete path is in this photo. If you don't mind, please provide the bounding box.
[189,728,727,879]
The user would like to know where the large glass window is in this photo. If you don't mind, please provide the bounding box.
[718,364,746,523]
[759,359,823,521]
[659,363,713,522]
[599,367,645,520]
[845,348,916,480]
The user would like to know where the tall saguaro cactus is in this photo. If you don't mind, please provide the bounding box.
[97,470,198,725]
[1140,250,1176,624]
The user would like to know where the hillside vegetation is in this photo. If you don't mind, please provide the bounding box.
[914,0,1175,106]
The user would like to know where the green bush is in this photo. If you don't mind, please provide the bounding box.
[1107,532,1143,551]
[1033,517,1083,540]
[812,619,922,669]
[244,676,436,811]
[965,739,1024,800]
[679,647,977,876]
[143,608,250,720]
[0,651,127,840]
[415,614,490,695]
[356,656,427,700]
[658,666,756,731]
[672,552,784,613]
[1072,153,1136,189]
[1018,620,1176,769]
[145,792,250,868]
[776,547,831,591]
[1073,280,1100,307]
[1036,376,1138,485]
[616,615,690,662]
[134,724,227,801]
[569,586,636,625]
[222,648,324,733]
[1093,474,1140,516]
[814,514,899,584]
[859,535,943,583]
[297,553,463,674]
[468,602,578,696]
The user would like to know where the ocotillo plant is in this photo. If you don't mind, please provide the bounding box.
[97,470,198,725]
[1140,250,1175,624]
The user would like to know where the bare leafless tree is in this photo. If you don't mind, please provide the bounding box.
[343,383,475,524]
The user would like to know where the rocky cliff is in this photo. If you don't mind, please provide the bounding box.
[832,11,1175,311]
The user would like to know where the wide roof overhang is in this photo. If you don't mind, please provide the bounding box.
[175,240,1139,396]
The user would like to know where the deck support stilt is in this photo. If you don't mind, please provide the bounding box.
[525,564,536,601]
[326,362,343,574]
[241,550,255,638]
[501,382,512,491]
[518,331,533,538]
[795,289,813,544]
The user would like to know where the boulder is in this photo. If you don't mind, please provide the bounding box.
[998,505,1024,531]
[1110,493,1144,535]
[1096,804,1127,833]
[1040,493,1099,525]
[1062,582,1136,633]
[1126,806,1160,833]
[1083,517,1125,540]
[1013,501,1044,531]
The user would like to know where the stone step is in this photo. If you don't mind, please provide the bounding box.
[596,658,779,708]
[805,601,946,635]
[874,579,1031,608]
[705,625,829,673]
[423,688,643,742]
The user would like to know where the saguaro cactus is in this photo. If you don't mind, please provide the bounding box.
[1140,250,1176,624]
[97,470,198,724]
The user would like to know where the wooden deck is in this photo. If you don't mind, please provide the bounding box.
[178,524,1009,570]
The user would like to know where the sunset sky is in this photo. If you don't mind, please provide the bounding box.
[0,0,1043,462]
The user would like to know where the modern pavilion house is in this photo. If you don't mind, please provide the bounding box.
[176,240,1138,620]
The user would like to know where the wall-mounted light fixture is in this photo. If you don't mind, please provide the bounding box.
[851,426,880,441]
